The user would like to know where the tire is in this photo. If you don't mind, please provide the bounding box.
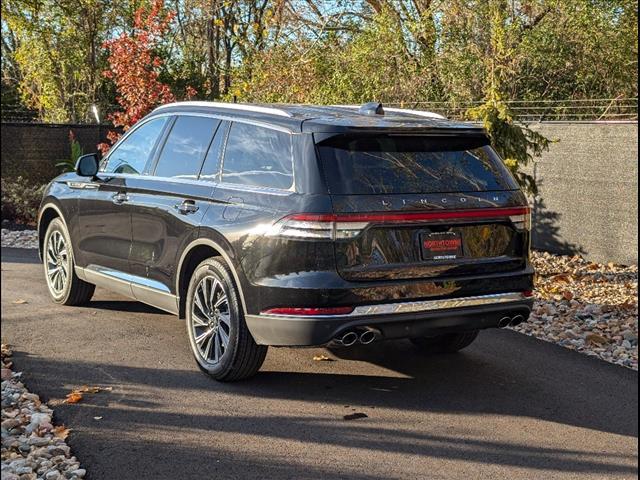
[43,218,95,305]
[185,257,267,381]
[410,330,479,353]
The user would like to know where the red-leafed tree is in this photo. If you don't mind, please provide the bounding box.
[99,0,193,153]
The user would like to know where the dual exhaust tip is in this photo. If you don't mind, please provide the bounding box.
[336,328,378,346]
[499,314,525,328]
[335,315,526,346]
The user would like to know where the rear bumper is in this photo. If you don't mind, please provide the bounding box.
[245,292,534,346]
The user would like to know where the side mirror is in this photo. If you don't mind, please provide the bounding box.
[75,153,99,177]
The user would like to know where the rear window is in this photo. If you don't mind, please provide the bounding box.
[317,135,519,194]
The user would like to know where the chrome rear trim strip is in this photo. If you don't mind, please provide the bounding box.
[350,292,530,317]
[262,292,531,318]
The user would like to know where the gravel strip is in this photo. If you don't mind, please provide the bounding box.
[1,345,85,480]
[1,229,38,249]
[511,251,638,370]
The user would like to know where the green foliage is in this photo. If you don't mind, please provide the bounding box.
[1,176,47,224]
[468,90,550,195]
[1,0,637,122]
[55,131,84,172]
[467,2,552,195]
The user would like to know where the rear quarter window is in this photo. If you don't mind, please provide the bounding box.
[222,122,293,190]
[317,134,519,194]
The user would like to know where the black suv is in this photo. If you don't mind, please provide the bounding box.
[38,101,534,381]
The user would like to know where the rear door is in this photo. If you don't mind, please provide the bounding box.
[315,133,530,282]
[127,115,222,298]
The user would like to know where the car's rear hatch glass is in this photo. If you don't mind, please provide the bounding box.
[317,134,519,195]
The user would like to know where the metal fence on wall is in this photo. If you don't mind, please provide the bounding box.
[1,98,637,124]
[388,98,639,122]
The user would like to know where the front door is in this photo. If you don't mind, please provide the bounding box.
[75,116,171,277]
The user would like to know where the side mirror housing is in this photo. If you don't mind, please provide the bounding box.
[75,153,99,177]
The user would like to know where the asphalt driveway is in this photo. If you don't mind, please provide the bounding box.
[1,247,638,479]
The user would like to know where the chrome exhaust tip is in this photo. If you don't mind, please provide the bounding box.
[498,316,512,328]
[359,330,376,345]
[340,331,358,347]
[510,314,525,326]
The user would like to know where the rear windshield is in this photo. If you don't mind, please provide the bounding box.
[317,134,519,194]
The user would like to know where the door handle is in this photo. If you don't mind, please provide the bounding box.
[112,192,129,204]
[175,200,199,215]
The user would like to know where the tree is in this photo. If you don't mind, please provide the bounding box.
[99,0,178,152]
[2,0,112,122]
[467,1,551,195]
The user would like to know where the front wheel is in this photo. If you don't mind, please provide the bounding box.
[410,330,479,353]
[43,218,95,305]
[185,257,267,381]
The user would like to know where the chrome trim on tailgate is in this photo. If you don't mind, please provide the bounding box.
[262,292,531,318]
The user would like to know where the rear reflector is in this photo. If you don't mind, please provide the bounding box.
[522,290,534,298]
[262,306,355,316]
[267,207,531,239]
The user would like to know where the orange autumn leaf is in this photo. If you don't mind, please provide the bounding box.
[53,425,71,439]
[64,392,83,404]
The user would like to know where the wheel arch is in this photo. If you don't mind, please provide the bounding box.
[37,201,69,261]
[176,237,248,319]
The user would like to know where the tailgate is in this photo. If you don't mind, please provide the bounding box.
[316,133,529,282]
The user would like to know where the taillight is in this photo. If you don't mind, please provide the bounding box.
[267,207,531,240]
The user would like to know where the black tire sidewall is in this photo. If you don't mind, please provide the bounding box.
[185,258,242,376]
[43,218,74,304]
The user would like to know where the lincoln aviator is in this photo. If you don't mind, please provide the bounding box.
[38,101,534,381]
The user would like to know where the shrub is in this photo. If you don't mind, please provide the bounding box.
[1,176,47,225]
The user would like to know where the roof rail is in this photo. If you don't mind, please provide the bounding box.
[153,101,293,118]
[331,104,446,120]
[383,107,446,120]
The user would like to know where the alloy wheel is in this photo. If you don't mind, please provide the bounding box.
[190,275,231,364]
[45,230,69,295]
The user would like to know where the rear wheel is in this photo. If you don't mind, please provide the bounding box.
[185,257,267,381]
[410,330,479,353]
[43,218,95,305]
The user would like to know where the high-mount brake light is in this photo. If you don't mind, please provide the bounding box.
[267,207,531,239]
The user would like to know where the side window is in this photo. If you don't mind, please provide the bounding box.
[102,117,168,174]
[154,116,220,179]
[222,122,293,189]
[198,121,229,182]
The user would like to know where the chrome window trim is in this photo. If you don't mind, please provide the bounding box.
[99,111,298,194]
[261,292,531,318]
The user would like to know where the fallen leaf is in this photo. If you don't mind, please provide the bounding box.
[64,392,83,404]
[562,291,574,301]
[343,412,368,421]
[53,425,70,439]
[12,299,28,304]
[551,274,572,283]
[312,354,334,361]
